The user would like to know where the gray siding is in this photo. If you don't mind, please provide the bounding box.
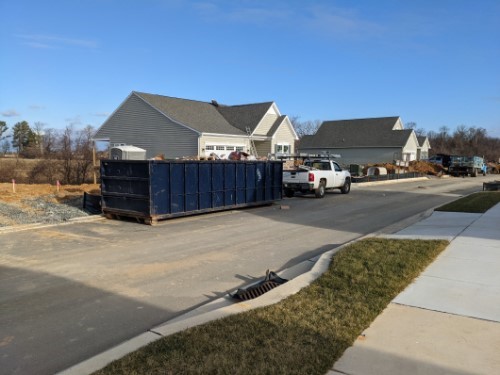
[298,147,403,165]
[94,94,198,158]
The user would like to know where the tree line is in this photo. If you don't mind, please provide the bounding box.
[0,120,97,184]
[291,117,500,162]
[425,126,499,162]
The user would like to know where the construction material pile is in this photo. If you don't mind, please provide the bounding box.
[0,183,100,227]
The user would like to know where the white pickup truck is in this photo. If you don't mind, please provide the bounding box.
[283,159,351,198]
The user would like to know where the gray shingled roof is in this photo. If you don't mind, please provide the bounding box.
[266,115,287,136]
[300,117,413,148]
[216,102,274,133]
[417,136,429,147]
[134,92,246,135]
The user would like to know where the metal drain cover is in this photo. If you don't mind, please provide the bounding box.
[231,270,288,301]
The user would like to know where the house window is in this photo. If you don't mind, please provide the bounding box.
[275,143,290,154]
[236,146,244,152]
[216,146,225,151]
[206,145,215,151]
[226,146,235,151]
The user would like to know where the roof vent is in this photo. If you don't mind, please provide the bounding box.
[211,99,219,107]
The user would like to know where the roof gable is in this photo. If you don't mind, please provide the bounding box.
[417,136,431,148]
[300,116,414,148]
[216,102,274,133]
[265,115,299,140]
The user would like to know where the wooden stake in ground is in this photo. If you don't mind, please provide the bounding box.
[93,141,97,185]
[12,179,16,193]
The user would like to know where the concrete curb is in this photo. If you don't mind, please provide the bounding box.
[0,214,104,234]
[352,176,430,187]
[57,242,355,375]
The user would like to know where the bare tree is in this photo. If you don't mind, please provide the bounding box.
[406,121,427,137]
[73,125,95,184]
[290,116,322,138]
[42,128,59,155]
[58,125,74,184]
[427,125,499,161]
[32,122,46,157]
[1,139,10,155]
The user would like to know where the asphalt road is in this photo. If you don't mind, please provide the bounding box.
[0,175,496,375]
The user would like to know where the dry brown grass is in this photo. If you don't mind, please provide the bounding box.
[0,183,100,203]
[0,157,99,184]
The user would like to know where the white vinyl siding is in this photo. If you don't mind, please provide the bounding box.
[200,135,249,157]
[272,120,296,154]
[254,113,278,135]
[254,140,271,157]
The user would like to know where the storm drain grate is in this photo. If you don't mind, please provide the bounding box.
[232,270,288,301]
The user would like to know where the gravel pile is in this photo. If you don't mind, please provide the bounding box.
[0,195,93,227]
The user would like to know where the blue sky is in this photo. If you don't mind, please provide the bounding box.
[1,0,499,137]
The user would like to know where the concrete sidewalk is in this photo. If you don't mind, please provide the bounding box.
[330,203,500,375]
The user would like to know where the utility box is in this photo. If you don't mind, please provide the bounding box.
[349,164,363,176]
[100,159,283,224]
[110,145,146,160]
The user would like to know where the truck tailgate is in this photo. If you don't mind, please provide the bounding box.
[283,170,309,183]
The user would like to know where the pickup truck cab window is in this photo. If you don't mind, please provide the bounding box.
[305,161,331,170]
[333,162,342,172]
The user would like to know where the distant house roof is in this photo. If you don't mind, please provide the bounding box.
[135,92,277,136]
[300,116,413,149]
[417,136,431,148]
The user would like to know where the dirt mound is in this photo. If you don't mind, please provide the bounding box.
[361,161,446,176]
[0,183,101,227]
[409,161,446,176]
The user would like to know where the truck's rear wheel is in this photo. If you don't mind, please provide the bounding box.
[315,181,326,198]
[340,179,351,194]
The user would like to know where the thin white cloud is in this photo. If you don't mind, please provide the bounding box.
[65,116,82,126]
[29,104,46,110]
[91,112,110,117]
[192,2,384,40]
[1,109,20,117]
[193,2,291,25]
[23,42,56,49]
[303,5,385,40]
[16,34,98,49]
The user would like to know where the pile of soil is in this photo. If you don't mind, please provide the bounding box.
[408,161,446,176]
[362,161,446,176]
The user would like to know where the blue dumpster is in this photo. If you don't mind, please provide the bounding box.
[100,160,283,224]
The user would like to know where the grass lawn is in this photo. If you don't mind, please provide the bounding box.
[95,238,448,375]
[436,191,500,213]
